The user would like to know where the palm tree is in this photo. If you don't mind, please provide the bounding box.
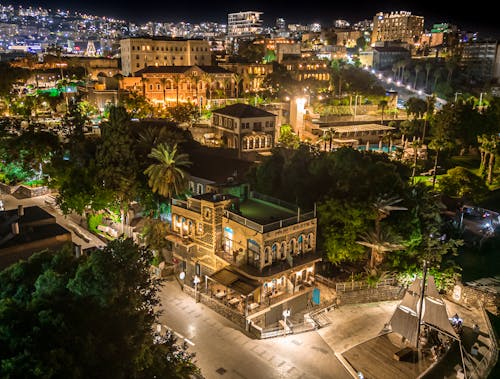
[171,75,181,105]
[190,73,202,104]
[413,64,422,89]
[428,137,453,188]
[322,127,336,151]
[432,69,442,91]
[233,73,243,99]
[357,229,404,272]
[391,64,398,81]
[159,78,167,104]
[445,58,458,84]
[478,134,499,185]
[140,77,149,97]
[379,99,388,125]
[425,62,432,91]
[144,144,191,199]
[372,195,407,236]
[202,74,214,103]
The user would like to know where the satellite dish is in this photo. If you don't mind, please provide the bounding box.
[179,272,186,280]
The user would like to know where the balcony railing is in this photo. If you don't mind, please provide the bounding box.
[224,209,316,234]
[172,198,201,213]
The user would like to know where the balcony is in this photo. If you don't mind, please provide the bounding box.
[216,250,322,279]
[224,209,315,233]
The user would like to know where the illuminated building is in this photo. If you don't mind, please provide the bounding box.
[120,37,212,76]
[371,11,424,46]
[227,11,263,39]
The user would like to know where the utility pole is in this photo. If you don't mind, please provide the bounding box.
[416,260,427,349]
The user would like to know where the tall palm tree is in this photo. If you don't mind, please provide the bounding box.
[379,99,388,125]
[202,74,214,103]
[171,75,181,105]
[140,77,149,97]
[144,143,191,199]
[159,78,167,105]
[478,134,499,185]
[425,62,432,91]
[233,73,243,99]
[190,72,202,104]
[433,69,442,91]
[428,137,453,188]
[413,64,422,89]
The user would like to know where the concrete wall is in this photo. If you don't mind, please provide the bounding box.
[337,285,405,305]
[447,283,500,315]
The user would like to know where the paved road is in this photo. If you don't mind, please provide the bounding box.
[157,280,352,379]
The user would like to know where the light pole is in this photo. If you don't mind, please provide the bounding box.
[282,308,291,335]
[454,92,462,103]
[479,92,487,108]
[193,275,201,303]
[353,94,361,119]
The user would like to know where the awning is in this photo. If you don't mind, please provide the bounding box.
[210,266,260,296]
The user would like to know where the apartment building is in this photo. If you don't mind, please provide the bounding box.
[227,11,263,39]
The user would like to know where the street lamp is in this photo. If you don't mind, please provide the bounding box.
[193,275,201,303]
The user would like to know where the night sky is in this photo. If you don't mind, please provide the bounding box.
[7,0,499,37]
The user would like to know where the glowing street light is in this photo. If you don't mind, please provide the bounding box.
[194,275,201,303]
[418,90,423,95]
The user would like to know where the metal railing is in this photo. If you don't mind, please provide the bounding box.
[224,209,316,234]
[250,191,298,211]
[224,210,263,233]
[335,276,398,292]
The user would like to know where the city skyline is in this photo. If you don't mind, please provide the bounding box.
[5,0,499,37]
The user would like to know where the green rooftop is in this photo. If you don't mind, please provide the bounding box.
[237,197,296,224]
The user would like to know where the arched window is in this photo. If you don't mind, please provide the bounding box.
[289,239,296,255]
[280,242,286,259]
[260,136,266,148]
[248,239,260,268]
[272,243,278,261]
[264,247,271,264]
[307,233,314,249]
[249,137,254,149]
[166,81,172,89]
[298,235,304,254]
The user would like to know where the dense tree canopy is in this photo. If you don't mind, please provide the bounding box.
[0,239,199,378]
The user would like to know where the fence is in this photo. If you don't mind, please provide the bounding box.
[469,306,499,379]
[182,285,246,329]
[250,191,298,211]
[335,276,399,292]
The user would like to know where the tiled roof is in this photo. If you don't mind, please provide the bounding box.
[212,103,276,118]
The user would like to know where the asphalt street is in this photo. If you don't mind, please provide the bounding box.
[157,280,352,379]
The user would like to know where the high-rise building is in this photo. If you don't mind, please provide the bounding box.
[227,11,263,39]
[371,11,424,46]
[460,41,500,83]
[276,18,286,31]
[120,37,212,76]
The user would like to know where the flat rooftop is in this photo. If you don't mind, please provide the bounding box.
[238,198,296,224]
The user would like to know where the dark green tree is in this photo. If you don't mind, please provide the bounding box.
[0,239,199,378]
[96,105,138,225]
